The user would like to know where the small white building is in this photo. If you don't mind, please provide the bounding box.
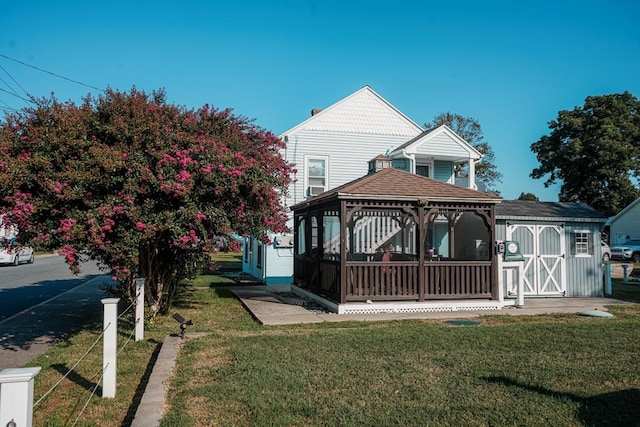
[605,197,640,245]
[243,86,482,284]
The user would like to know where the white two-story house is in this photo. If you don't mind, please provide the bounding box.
[242,86,482,284]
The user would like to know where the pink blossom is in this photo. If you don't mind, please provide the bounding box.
[195,212,206,221]
[123,153,129,159]
[175,170,192,182]
[136,221,146,230]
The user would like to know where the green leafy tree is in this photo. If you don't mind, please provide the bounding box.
[0,88,292,316]
[425,112,502,193]
[530,92,640,217]
[517,192,539,201]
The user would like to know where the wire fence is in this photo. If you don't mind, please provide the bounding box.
[29,296,140,426]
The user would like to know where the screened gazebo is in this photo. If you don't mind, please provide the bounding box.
[291,167,502,307]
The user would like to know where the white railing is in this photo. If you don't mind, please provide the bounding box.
[325,215,415,254]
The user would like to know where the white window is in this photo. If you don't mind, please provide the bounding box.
[572,230,593,257]
[305,156,328,197]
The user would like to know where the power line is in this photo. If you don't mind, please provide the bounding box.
[0,95,17,111]
[0,63,29,96]
[0,87,33,104]
[0,53,105,93]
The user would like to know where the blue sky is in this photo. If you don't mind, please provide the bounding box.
[2,0,639,201]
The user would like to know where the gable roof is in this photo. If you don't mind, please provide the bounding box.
[388,124,483,160]
[279,86,423,137]
[496,200,607,222]
[605,197,640,225]
[291,167,501,210]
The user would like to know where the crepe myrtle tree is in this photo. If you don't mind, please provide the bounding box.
[0,88,292,316]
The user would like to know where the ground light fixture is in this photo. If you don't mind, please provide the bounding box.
[172,313,193,338]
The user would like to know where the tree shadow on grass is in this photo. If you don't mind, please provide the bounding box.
[484,376,640,426]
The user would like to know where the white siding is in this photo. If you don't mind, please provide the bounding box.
[414,133,472,159]
[609,200,640,244]
[282,131,414,210]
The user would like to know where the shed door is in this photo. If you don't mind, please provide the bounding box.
[507,223,566,296]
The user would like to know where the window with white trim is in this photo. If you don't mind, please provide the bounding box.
[305,156,328,197]
[572,230,593,257]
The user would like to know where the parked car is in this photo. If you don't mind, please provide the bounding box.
[601,241,611,262]
[610,239,640,262]
[0,237,34,266]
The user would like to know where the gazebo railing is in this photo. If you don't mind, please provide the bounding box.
[346,262,419,300]
[295,257,493,303]
[423,261,492,299]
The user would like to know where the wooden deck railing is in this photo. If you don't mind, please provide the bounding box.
[423,261,492,299]
[294,257,493,303]
[346,262,418,301]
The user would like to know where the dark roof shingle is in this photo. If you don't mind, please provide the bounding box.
[292,168,500,209]
[496,200,607,219]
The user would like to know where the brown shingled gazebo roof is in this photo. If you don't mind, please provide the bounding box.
[292,167,501,209]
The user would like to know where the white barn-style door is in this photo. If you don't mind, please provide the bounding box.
[506,223,566,296]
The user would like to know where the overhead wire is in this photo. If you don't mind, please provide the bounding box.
[0,87,33,104]
[0,53,105,93]
[0,62,29,96]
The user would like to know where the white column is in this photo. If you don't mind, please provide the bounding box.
[102,298,120,398]
[0,367,41,427]
[468,158,476,189]
[135,279,145,342]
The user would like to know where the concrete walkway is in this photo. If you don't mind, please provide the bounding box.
[230,285,636,325]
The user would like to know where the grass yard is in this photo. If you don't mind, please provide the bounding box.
[27,256,640,426]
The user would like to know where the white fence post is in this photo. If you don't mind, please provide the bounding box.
[0,367,41,427]
[102,298,120,398]
[135,278,145,342]
[604,263,612,296]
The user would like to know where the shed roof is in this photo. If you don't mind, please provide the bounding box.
[496,200,607,222]
[291,167,501,210]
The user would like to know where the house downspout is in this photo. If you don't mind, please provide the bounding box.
[401,149,415,173]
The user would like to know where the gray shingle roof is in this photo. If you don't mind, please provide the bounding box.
[496,200,607,220]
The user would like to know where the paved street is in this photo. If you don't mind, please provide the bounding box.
[0,255,113,370]
[0,255,103,321]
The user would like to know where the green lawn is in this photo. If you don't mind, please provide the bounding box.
[28,261,640,426]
